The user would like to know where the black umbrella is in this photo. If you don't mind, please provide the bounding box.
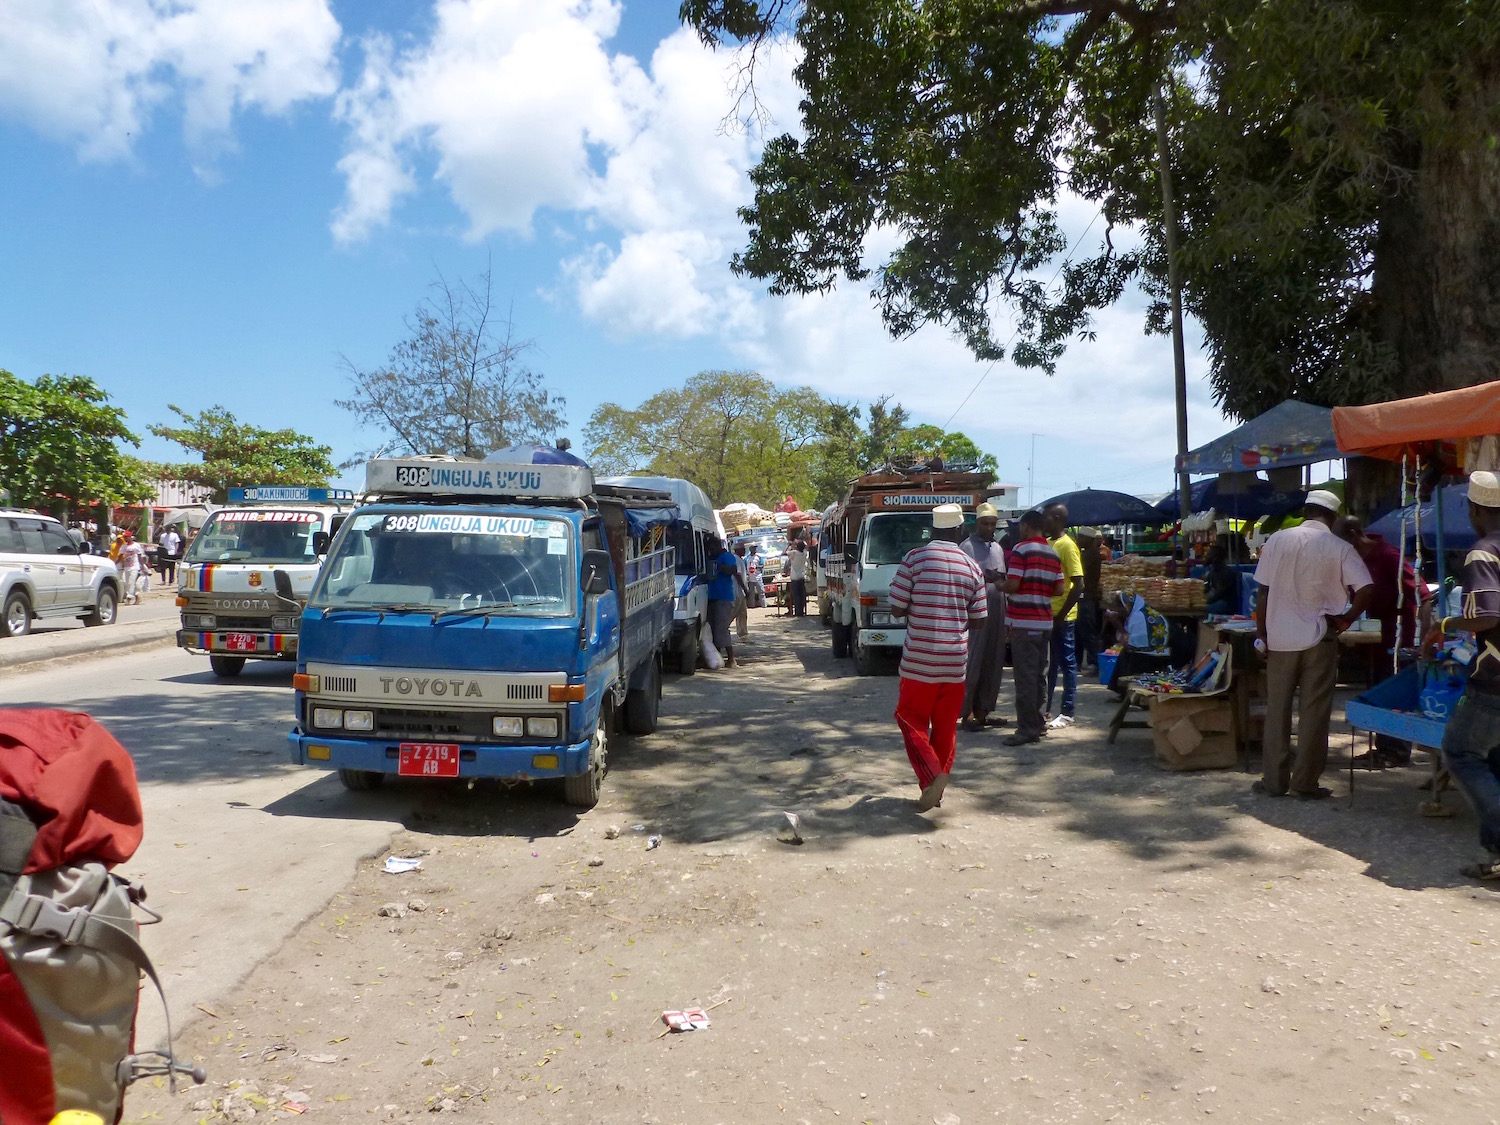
[1036,489,1163,526]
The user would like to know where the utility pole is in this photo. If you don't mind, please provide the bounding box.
[1155,89,1192,522]
[1027,433,1039,509]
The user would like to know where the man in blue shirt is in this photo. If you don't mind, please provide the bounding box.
[707,537,746,668]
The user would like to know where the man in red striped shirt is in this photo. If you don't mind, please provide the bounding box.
[888,504,988,810]
[1003,510,1066,745]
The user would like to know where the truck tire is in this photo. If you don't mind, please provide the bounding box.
[625,656,661,735]
[338,769,385,791]
[210,654,246,678]
[1,591,32,638]
[84,585,118,627]
[854,638,878,676]
[676,624,698,676]
[830,618,850,659]
[564,710,608,807]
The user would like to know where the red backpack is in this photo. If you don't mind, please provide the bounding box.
[0,710,203,1125]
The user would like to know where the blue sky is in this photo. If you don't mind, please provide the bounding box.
[0,0,1236,504]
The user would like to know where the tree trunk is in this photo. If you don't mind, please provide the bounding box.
[1373,60,1500,395]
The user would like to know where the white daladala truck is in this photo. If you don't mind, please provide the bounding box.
[823,466,996,675]
[176,486,356,678]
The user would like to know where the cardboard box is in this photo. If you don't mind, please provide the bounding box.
[1151,696,1238,771]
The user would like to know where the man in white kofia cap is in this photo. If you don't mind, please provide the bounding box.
[887,504,988,811]
[1252,489,1374,799]
[1424,470,1500,880]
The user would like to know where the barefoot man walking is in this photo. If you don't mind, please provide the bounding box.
[888,504,988,810]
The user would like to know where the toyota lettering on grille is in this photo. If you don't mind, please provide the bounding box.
[213,598,268,610]
[380,676,483,698]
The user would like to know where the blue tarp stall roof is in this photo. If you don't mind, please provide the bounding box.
[1180,401,1340,475]
[1367,489,1476,552]
[623,506,680,539]
[1037,489,1162,526]
[1154,478,1307,520]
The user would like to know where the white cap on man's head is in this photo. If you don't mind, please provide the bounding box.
[1470,471,1500,509]
[1305,489,1342,515]
[932,503,965,529]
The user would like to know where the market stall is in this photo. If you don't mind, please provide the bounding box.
[1331,382,1500,806]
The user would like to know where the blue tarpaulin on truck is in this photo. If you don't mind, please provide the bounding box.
[623,506,679,539]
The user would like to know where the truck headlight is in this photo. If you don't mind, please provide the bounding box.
[312,707,343,729]
[869,612,893,626]
[493,716,523,737]
[526,717,559,739]
[185,613,216,630]
[343,710,374,732]
[272,615,299,632]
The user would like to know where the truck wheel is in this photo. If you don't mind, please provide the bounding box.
[564,711,608,807]
[209,655,246,678]
[831,619,850,659]
[854,638,877,676]
[1,591,32,638]
[676,624,698,676]
[338,769,385,791]
[625,657,661,734]
[84,586,118,627]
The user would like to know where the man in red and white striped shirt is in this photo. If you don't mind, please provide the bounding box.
[888,504,988,810]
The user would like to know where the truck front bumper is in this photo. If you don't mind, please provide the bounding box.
[179,630,297,656]
[858,626,906,650]
[287,730,593,780]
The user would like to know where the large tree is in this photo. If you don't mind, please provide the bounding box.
[338,266,565,460]
[150,405,335,503]
[0,371,155,513]
[584,371,999,507]
[683,0,1500,419]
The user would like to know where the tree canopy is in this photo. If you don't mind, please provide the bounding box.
[150,405,335,503]
[584,371,996,508]
[684,0,1500,420]
[338,267,565,461]
[0,371,155,512]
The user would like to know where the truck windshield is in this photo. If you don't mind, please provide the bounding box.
[309,510,575,616]
[185,510,322,564]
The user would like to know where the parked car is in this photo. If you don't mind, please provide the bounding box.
[0,511,122,637]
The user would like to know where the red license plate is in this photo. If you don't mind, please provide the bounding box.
[224,632,258,652]
[398,743,461,778]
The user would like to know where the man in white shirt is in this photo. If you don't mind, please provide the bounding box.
[786,536,809,617]
[157,525,182,584]
[1253,490,1374,799]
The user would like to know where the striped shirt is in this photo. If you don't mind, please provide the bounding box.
[887,540,987,683]
[1006,536,1064,629]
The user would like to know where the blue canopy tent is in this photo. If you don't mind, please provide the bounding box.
[1179,400,1340,475]
[1366,489,1475,552]
[1036,489,1162,526]
[1153,478,1307,521]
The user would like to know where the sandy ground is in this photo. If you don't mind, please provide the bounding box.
[125,609,1500,1125]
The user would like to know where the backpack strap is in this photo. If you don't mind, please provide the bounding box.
[0,798,38,902]
[0,876,181,1086]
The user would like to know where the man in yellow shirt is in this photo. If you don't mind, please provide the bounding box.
[1043,503,1086,729]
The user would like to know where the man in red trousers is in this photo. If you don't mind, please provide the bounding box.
[888,504,988,810]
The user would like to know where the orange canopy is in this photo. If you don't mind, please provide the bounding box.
[1332,382,1500,461]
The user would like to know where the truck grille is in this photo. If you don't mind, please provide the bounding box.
[214,615,273,631]
[507,683,544,701]
[322,675,358,694]
[370,708,494,741]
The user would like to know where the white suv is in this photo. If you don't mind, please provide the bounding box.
[0,511,122,637]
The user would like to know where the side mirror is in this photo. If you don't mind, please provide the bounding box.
[312,531,331,556]
[273,569,295,601]
[581,549,612,596]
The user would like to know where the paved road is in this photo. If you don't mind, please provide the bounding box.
[0,648,405,1048]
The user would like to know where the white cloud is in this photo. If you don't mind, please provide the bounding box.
[328,0,1229,484]
[0,0,340,162]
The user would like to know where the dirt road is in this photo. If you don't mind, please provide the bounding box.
[125,610,1500,1124]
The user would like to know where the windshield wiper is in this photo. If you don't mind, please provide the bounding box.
[433,602,522,622]
[315,602,437,619]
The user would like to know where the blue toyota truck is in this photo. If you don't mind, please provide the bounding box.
[286,445,677,806]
